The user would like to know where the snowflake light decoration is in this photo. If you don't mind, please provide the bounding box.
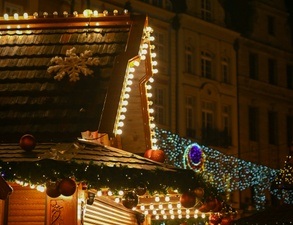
[47,47,100,82]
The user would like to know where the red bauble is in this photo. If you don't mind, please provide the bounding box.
[58,178,76,196]
[122,191,138,209]
[19,134,36,152]
[144,149,165,163]
[180,191,196,208]
[46,180,61,198]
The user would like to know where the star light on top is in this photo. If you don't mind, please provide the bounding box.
[47,47,100,82]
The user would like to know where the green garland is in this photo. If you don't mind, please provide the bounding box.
[0,159,218,196]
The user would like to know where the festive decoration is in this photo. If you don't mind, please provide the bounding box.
[0,158,199,195]
[40,143,80,161]
[180,191,196,208]
[47,47,100,82]
[46,180,61,198]
[184,143,204,171]
[144,149,165,163]
[122,191,138,209]
[154,128,293,209]
[272,146,293,190]
[135,183,147,196]
[58,178,76,196]
[19,134,36,152]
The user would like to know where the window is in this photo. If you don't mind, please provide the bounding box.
[268,16,275,36]
[4,2,23,14]
[185,45,194,74]
[287,65,293,89]
[153,31,165,61]
[185,96,196,138]
[268,58,277,85]
[221,57,230,83]
[221,105,232,146]
[249,53,258,79]
[268,111,278,145]
[201,0,212,21]
[201,51,213,79]
[249,106,259,141]
[222,105,231,136]
[153,87,167,125]
[202,101,215,129]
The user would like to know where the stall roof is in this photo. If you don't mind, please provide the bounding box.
[0,13,147,143]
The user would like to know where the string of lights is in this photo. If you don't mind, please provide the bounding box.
[154,128,293,209]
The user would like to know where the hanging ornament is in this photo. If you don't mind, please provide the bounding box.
[122,191,138,209]
[180,191,196,208]
[183,143,205,171]
[58,178,76,196]
[19,134,36,152]
[46,180,61,198]
[144,149,165,163]
[135,183,147,196]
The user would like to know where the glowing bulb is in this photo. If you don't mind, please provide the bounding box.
[93,10,98,16]
[149,204,154,210]
[83,9,92,17]
[149,36,155,41]
[149,77,154,83]
[4,14,9,20]
[23,13,28,19]
[121,107,127,113]
[116,129,122,135]
[119,115,126,120]
[129,67,135,73]
[155,195,160,202]
[140,205,145,210]
[165,195,170,201]
[125,87,131,92]
[97,190,102,196]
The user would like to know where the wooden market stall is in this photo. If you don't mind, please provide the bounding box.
[0,8,200,225]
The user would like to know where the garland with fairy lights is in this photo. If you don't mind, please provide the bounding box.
[0,158,206,195]
[154,128,293,210]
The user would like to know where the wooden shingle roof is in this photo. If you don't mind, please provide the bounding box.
[0,13,146,143]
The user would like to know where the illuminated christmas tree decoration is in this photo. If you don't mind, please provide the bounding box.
[154,128,293,209]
